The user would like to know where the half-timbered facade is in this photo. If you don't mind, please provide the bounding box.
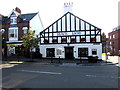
[40,12,102,60]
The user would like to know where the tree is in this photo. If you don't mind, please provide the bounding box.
[22,30,40,60]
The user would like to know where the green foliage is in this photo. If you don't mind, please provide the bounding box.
[6,44,15,47]
[21,30,40,49]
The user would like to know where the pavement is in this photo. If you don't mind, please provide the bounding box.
[0,59,119,70]
[0,55,120,70]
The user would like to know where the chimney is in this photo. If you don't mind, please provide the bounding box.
[15,7,21,14]
[64,2,73,14]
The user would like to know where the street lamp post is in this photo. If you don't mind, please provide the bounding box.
[0,29,7,61]
[17,45,20,62]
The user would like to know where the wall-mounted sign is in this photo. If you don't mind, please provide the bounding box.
[56,31,85,36]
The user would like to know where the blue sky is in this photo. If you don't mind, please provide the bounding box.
[0,0,119,37]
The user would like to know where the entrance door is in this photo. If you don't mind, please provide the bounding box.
[65,47,74,59]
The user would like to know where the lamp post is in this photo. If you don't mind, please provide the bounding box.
[17,45,20,62]
[0,29,7,61]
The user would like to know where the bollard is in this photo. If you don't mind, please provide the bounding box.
[51,57,53,63]
[59,56,60,63]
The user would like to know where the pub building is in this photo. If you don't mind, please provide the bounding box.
[40,2,102,60]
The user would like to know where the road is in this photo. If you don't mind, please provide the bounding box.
[2,62,119,88]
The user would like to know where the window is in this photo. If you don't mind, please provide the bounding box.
[10,17,17,24]
[110,35,111,39]
[92,49,97,55]
[57,49,62,55]
[23,27,28,34]
[110,41,111,45]
[46,48,55,57]
[113,35,115,38]
[9,29,17,38]
[78,48,88,57]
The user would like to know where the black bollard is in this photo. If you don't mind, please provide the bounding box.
[59,56,60,63]
[51,57,53,63]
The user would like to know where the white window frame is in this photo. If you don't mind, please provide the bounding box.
[10,17,17,24]
[110,35,111,39]
[92,49,97,55]
[110,41,112,45]
[113,34,115,38]
[23,27,28,34]
[9,27,18,41]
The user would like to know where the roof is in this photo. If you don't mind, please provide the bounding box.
[41,12,101,33]
[2,12,38,24]
[18,13,38,22]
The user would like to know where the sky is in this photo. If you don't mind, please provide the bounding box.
[0,0,119,37]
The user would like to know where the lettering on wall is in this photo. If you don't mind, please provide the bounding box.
[57,31,84,36]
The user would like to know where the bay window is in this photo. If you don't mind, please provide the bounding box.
[9,28,18,40]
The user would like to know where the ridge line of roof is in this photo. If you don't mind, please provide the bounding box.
[20,12,38,16]
[40,12,101,33]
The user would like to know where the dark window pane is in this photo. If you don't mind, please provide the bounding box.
[46,48,55,57]
[92,49,97,55]
[78,48,88,57]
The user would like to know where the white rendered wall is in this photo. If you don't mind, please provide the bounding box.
[30,13,44,36]
[40,43,102,59]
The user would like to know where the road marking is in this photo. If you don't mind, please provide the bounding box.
[17,70,62,75]
[85,74,120,79]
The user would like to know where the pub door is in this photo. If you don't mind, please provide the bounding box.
[65,47,74,59]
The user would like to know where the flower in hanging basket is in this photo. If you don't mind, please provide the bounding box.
[44,39,49,43]
[61,38,67,43]
[71,38,76,43]
[52,39,58,43]
[91,38,96,42]
[81,38,86,42]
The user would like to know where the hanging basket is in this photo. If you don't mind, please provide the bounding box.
[81,38,86,42]
[44,39,49,43]
[71,38,76,43]
[52,39,58,43]
[61,38,67,43]
[91,38,96,42]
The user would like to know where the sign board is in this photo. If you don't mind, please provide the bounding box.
[56,31,85,36]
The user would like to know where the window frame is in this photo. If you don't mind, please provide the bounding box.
[9,28,18,39]
[78,48,88,57]
[92,49,97,55]
[46,48,55,57]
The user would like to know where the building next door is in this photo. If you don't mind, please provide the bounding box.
[65,47,74,59]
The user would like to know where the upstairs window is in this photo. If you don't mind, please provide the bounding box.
[110,35,111,39]
[23,27,28,34]
[113,34,115,38]
[9,29,17,38]
[10,17,17,24]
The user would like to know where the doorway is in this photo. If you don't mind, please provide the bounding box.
[65,47,74,59]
